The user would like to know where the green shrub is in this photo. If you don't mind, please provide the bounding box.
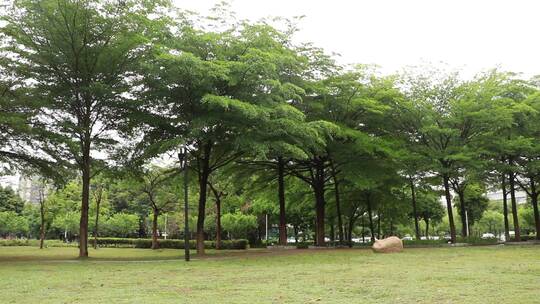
[95,237,248,249]
[0,239,30,246]
[457,236,498,245]
[509,235,537,242]
[403,239,447,247]
[295,242,310,249]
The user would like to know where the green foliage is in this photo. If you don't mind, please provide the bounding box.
[51,211,79,236]
[455,236,499,245]
[478,210,504,233]
[0,211,29,237]
[221,212,258,239]
[102,213,139,238]
[94,238,248,250]
[0,186,25,214]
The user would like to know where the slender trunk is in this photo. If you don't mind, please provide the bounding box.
[501,174,510,241]
[314,184,326,246]
[366,193,375,242]
[377,211,382,238]
[196,143,212,255]
[79,155,90,258]
[442,174,457,243]
[329,222,335,242]
[151,208,159,250]
[410,178,421,240]
[529,179,540,241]
[330,162,344,245]
[277,157,287,246]
[532,195,540,241]
[293,225,298,243]
[347,216,356,248]
[216,195,221,249]
[39,198,45,249]
[425,218,429,238]
[457,190,467,237]
[508,169,521,241]
[93,195,100,250]
[361,215,365,243]
[313,159,326,246]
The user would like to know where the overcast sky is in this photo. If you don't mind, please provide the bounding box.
[4,0,537,190]
[176,0,540,78]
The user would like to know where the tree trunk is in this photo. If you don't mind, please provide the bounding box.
[277,157,287,246]
[314,184,326,246]
[366,193,375,242]
[151,208,159,250]
[361,215,365,243]
[532,195,540,241]
[329,221,335,242]
[508,170,521,241]
[196,143,212,255]
[425,218,429,238]
[501,174,511,241]
[529,179,540,241]
[313,159,326,247]
[93,194,100,250]
[410,178,421,240]
[39,198,45,249]
[347,216,356,248]
[377,211,381,238]
[216,195,221,249]
[457,190,467,237]
[442,174,457,243]
[79,155,91,258]
[330,162,344,245]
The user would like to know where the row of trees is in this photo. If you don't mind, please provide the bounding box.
[1,0,539,257]
[2,177,538,245]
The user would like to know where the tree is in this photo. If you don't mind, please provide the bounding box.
[132,16,327,253]
[398,68,498,242]
[0,211,29,237]
[478,210,504,234]
[0,0,166,257]
[135,168,178,249]
[221,212,258,239]
[0,56,57,177]
[0,186,25,214]
[416,189,445,238]
[511,84,540,240]
[102,213,138,238]
[454,183,489,235]
[37,180,48,249]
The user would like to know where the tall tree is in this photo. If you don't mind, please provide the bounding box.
[132,16,328,253]
[398,68,497,242]
[1,0,165,257]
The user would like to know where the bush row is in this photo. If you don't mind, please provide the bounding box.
[95,238,249,249]
[509,235,538,242]
[0,238,249,249]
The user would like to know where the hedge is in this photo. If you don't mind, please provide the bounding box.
[0,238,249,250]
[509,235,537,242]
[96,238,249,249]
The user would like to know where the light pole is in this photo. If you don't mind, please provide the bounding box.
[178,148,190,262]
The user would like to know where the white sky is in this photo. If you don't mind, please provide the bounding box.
[5,0,538,192]
[176,0,540,79]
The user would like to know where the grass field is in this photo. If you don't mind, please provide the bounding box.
[0,245,539,303]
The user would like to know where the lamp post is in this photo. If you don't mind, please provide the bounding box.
[178,148,190,262]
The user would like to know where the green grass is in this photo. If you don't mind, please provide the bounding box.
[0,245,539,303]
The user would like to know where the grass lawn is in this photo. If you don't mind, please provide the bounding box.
[0,245,539,303]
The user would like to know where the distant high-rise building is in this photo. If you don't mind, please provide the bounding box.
[18,175,49,204]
